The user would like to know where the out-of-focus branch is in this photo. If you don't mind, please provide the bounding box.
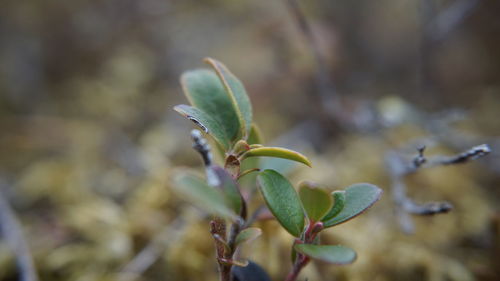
[418,0,481,99]
[118,216,188,281]
[429,0,481,42]
[0,181,39,281]
[191,129,213,167]
[284,0,382,132]
[386,144,491,234]
[285,0,339,115]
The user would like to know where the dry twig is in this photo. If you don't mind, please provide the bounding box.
[386,144,491,233]
[0,181,39,281]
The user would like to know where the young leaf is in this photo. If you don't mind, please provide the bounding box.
[181,69,240,143]
[171,170,236,219]
[294,244,357,265]
[298,181,333,222]
[210,166,243,215]
[173,104,230,150]
[323,183,382,228]
[233,140,250,155]
[235,227,262,246]
[240,147,312,167]
[204,58,253,138]
[321,191,346,223]
[257,170,305,237]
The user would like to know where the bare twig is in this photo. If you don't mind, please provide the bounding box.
[0,182,39,281]
[429,0,481,41]
[386,144,491,233]
[243,205,267,228]
[190,129,245,281]
[432,144,491,165]
[118,216,188,281]
[285,0,339,115]
[191,129,213,167]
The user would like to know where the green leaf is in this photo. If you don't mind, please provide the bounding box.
[294,244,357,265]
[171,170,236,219]
[180,69,240,143]
[210,166,243,214]
[298,181,333,222]
[205,58,253,138]
[257,170,305,237]
[323,183,382,227]
[240,147,312,167]
[235,227,262,245]
[173,104,230,150]
[321,191,346,223]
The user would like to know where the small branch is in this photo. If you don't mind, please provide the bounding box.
[190,130,246,281]
[285,0,339,114]
[386,144,491,233]
[429,0,481,42]
[119,216,188,281]
[210,219,231,281]
[0,182,39,281]
[191,129,212,167]
[191,129,221,188]
[237,168,260,180]
[433,144,491,165]
[244,205,268,228]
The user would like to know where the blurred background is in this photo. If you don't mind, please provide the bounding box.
[0,0,499,280]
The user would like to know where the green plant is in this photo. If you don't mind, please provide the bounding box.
[172,58,382,281]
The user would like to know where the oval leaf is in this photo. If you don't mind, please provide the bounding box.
[257,170,305,237]
[204,58,253,138]
[294,244,357,265]
[181,69,241,143]
[298,181,333,222]
[235,227,262,246]
[241,147,312,167]
[321,191,346,222]
[171,170,236,219]
[173,104,230,150]
[210,166,243,215]
[323,183,382,227]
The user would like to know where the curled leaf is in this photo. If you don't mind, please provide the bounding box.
[323,183,382,228]
[321,191,346,223]
[240,147,312,167]
[173,105,230,150]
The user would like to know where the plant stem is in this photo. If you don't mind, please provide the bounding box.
[211,218,231,281]
[190,130,246,281]
[211,215,245,281]
[285,254,309,281]
[284,221,318,281]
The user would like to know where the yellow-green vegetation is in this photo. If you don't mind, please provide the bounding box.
[0,1,499,281]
